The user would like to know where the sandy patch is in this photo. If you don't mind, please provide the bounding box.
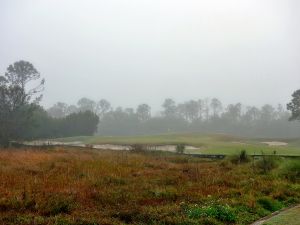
[262,141,288,146]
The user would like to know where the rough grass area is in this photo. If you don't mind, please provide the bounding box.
[0,147,299,225]
[54,133,300,155]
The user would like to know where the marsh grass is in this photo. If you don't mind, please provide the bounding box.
[0,147,299,225]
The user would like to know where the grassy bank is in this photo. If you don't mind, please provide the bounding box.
[0,147,299,225]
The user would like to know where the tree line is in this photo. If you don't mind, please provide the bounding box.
[0,61,99,146]
[47,97,300,138]
[2,60,300,147]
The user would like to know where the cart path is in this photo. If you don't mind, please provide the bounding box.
[251,204,300,225]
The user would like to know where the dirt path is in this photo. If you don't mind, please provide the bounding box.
[251,204,300,225]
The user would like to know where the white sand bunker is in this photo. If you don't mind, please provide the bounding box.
[262,141,288,146]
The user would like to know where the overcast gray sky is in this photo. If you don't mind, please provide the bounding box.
[1,0,299,110]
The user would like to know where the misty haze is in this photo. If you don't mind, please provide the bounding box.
[1,1,300,225]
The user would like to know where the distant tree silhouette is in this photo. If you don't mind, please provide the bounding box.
[47,102,68,118]
[137,104,151,121]
[162,98,177,118]
[287,89,300,121]
[77,97,96,112]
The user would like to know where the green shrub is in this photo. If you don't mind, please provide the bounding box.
[239,150,249,162]
[280,160,300,182]
[257,197,283,212]
[256,155,279,173]
[176,144,185,154]
[187,204,236,222]
[230,150,250,164]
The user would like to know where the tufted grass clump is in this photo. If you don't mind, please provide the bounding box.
[280,160,300,183]
[257,197,284,212]
[41,194,75,216]
[256,155,280,173]
[230,150,250,164]
[187,204,237,223]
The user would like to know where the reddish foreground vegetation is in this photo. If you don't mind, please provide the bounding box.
[0,147,299,225]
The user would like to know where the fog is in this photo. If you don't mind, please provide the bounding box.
[1,0,300,111]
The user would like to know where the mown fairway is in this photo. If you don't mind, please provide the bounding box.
[0,147,299,225]
[54,133,300,155]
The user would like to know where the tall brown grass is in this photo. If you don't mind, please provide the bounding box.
[0,147,299,225]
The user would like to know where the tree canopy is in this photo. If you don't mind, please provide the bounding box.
[0,61,100,146]
[287,89,300,121]
[0,60,44,146]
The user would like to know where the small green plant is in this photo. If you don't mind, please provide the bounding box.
[257,197,283,212]
[280,160,300,182]
[187,204,236,222]
[176,144,185,154]
[239,150,249,162]
[256,154,279,173]
[230,150,250,164]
